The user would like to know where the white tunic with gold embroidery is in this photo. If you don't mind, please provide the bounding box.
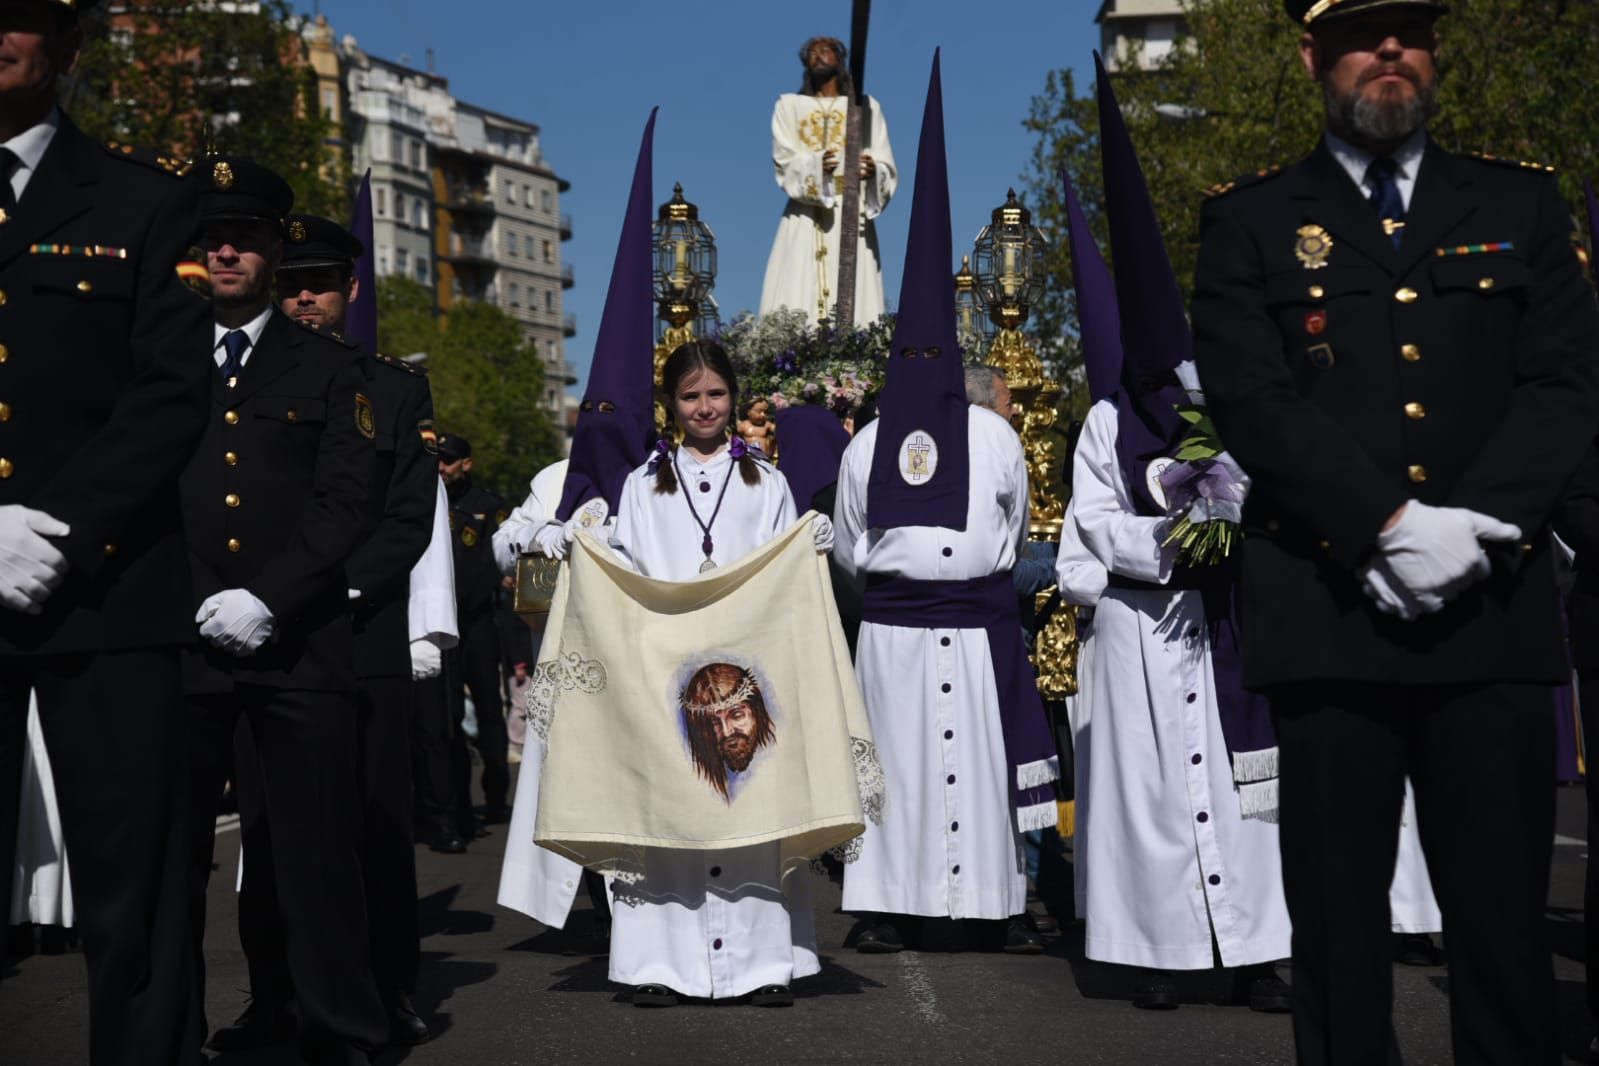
[758,93,896,326]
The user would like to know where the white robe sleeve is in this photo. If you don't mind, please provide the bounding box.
[861,97,896,221]
[831,427,872,582]
[1073,400,1177,585]
[408,475,459,648]
[1056,494,1109,606]
[769,463,798,536]
[772,97,826,206]
[493,460,569,575]
[608,469,646,574]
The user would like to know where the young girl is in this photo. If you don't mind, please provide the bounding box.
[603,339,832,1007]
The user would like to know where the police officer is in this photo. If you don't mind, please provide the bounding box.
[1191,2,1599,1063]
[179,158,386,1064]
[271,214,436,1045]
[0,3,212,1062]
[436,434,511,832]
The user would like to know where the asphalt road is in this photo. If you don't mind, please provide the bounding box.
[3,775,1593,1065]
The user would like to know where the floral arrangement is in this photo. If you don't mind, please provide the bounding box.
[1158,404,1248,566]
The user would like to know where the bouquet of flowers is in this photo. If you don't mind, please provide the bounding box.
[1157,404,1249,567]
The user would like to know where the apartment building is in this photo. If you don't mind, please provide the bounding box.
[1097,0,1189,71]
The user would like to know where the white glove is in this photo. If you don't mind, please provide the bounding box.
[196,588,277,656]
[1359,555,1441,622]
[410,637,443,680]
[1375,501,1521,605]
[0,505,71,614]
[348,588,361,601]
[532,521,572,561]
[812,514,836,553]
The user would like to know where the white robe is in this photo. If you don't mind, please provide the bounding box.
[833,408,1031,920]
[1068,399,1291,969]
[1054,494,1107,916]
[409,475,459,650]
[758,93,896,327]
[9,693,72,928]
[597,447,819,998]
[493,459,569,577]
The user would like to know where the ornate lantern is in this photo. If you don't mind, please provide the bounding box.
[953,254,987,355]
[970,189,1048,335]
[651,183,717,431]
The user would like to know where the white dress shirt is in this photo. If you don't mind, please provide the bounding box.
[0,107,60,202]
[1325,127,1426,212]
[212,307,274,371]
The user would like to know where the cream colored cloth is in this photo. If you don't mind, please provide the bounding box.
[533,513,882,877]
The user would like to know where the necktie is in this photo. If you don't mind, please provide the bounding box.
[220,330,248,383]
[0,148,19,213]
[1366,156,1405,250]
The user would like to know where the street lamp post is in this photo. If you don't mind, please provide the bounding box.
[651,182,717,433]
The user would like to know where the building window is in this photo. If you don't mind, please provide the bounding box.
[544,289,553,312]
[376,188,387,216]
[378,245,390,274]
[509,283,520,307]
[396,248,409,273]
[417,257,429,283]
[504,179,515,203]
[523,184,533,207]
[542,239,553,263]
[410,139,422,169]
[320,87,336,117]
[503,230,516,256]
[391,131,403,163]
[412,200,426,230]
[541,189,553,212]
[395,192,405,223]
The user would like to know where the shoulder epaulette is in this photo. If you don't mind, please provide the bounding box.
[103,141,193,178]
[1203,163,1286,200]
[374,350,427,376]
[296,319,360,349]
[1467,151,1557,175]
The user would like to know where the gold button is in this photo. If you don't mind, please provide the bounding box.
[224,410,239,425]
[1521,543,1534,554]
[1408,464,1428,483]
[76,280,92,293]
[1308,285,1325,300]
[1265,519,1281,533]
[227,538,241,553]
[0,402,10,422]
[0,457,12,478]
[1404,402,1426,420]
[1401,343,1421,362]
[1319,540,1331,553]
[103,543,116,556]
[1395,287,1418,304]
[1478,277,1495,291]
[224,451,238,466]
[285,409,297,422]
[0,344,10,363]
[224,493,240,508]
[0,290,9,306]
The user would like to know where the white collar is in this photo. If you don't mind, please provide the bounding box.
[213,306,274,351]
[2,108,60,178]
[1324,127,1427,190]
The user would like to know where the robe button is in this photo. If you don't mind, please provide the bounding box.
[1197,812,1209,823]
[712,938,723,950]
[950,821,959,832]
[941,547,952,557]
[1185,692,1197,704]
[951,864,960,875]
[946,774,956,785]
[944,730,953,740]
[940,637,950,647]
[1208,874,1221,885]
[709,866,721,877]
[1191,753,1202,765]
[940,682,951,693]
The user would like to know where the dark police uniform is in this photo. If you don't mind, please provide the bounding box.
[179,159,386,1063]
[0,109,213,1063]
[1192,41,1599,1065]
[444,463,509,828]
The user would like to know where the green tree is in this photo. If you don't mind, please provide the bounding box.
[1023,0,1599,419]
[62,1,346,217]
[378,277,562,499]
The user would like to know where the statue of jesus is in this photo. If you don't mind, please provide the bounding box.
[757,36,897,327]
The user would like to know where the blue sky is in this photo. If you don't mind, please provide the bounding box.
[303,1,1100,390]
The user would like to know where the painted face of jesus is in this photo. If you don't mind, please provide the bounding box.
[672,366,733,450]
[709,701,759,771]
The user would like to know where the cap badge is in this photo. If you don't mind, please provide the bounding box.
[212,160,235,191]
[1295,224,1332,270]
[288,220,308,242]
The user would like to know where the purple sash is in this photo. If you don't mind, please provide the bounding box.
[861,572,1059,830]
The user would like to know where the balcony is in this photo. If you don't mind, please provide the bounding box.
[441,185,495,215]
[563,313,577,337]
[561,263,574,289]
[559,213,573,240]
[440,236,496,268]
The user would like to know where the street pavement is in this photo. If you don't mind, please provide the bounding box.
[3,774,1593,1065]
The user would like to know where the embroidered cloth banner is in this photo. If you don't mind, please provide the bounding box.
[532,514,884,876]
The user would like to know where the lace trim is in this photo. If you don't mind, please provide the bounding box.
[851,736,887,827]
[525,652,609,747]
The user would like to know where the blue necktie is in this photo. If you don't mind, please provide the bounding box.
[1367,156,1405,250]
[220,329,248,383]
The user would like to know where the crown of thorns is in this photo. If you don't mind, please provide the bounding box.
[682,670,757,717]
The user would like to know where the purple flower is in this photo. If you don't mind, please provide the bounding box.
[1158,458,1244,514]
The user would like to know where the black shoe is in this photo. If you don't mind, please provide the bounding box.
[480,804,512,825]
[1004,914,1045,955]
[386,991,430,1046]
[1031,909,1060,936]
[1232,964,1292,1013]
[426,829,467,854]
[1395,932,1445,967]
[206,998,293,1051]
[1132,968,1179,1010]
[749,984,794,1007]
[633,983,678,1007]
[855,918,904,954]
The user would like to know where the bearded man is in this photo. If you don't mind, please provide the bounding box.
[1191,2,1599,1063]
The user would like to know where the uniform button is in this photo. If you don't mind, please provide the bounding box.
[1307,284,1324,299]
[950,821,959,832]
[224,410,239,425]
[940,682,951,693]
[1208,874,1221,885]
[1521,543,1534,554]
[0,289,9,306]
[0,402,9,421]
[1185,692,1197,704]
[941,547,952,557]
[0,457,11,478]
[286,409,298,422]
[1407,464,1428,484]
[944,729,953,740]
[1197,812,1209,823]
[1401,343,1421,362]
[1477,276,1495,291]
[1394,287,1418,303]
[946,774,956,785]
[1404,402,1426,420]
[0,343,9,362]
[226,538,241,552]
[103,543,116,556]
[712,938,723,950]
[940,636,950,647]
[76,280,92,293]
[709,865,721,877]
[1191,753,1202,765]
[225,493,240,508]
[1319,540,1331,552]
[224,451,237,466]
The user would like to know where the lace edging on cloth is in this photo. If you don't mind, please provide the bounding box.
[851,736,887,827]
[525,652,609,748]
